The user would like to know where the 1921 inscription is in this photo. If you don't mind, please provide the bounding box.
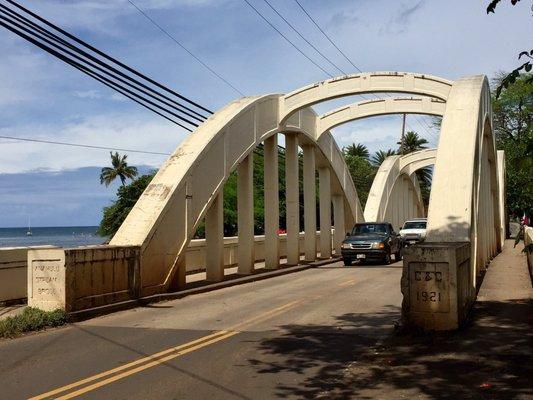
[409,262,450,313]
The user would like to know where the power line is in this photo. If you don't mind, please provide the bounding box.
[4,0,213,115]
[126,0,245,97]
[0,135,171,155]
[260,0,345,75]
[242,0,333,77]
[0,12,195,131]
[291,0,436,141]
[292,0,361,73]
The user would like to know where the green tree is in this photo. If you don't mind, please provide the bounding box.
[99,152,138,187]
[398,131,432,208]
[343,143,370,159]
[492,73,533,218]
[486,0,532,97]
[98,172,155,238]
[398,131,428,155]
[371,149,396,167]
[344,154,376,208]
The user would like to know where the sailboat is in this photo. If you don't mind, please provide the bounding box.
[26,216,32,236]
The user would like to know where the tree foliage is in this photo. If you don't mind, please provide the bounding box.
[99,151,138,187]
[486,0,532,97]
[97,172,155,238]
[343,143,370,159]
[492,73,533,218]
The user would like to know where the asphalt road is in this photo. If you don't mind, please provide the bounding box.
[0,259,403,400]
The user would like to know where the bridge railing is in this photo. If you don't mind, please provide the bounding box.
[18,230,331,313]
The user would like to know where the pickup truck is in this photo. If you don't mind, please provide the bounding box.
[340,222,402,266]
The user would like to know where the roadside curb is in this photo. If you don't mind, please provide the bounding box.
[67,257,341,322]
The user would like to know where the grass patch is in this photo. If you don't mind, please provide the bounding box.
[0,307,67,339]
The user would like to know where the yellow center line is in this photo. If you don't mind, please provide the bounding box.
[29,299,304,400]
[28,330,231,400]
[55,331,239,400]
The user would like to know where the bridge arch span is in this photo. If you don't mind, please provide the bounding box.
[317,97,446,137]
[427,76,502,286]
[364,149,437,230]
[111,94,363,296]
[280,72,453,124]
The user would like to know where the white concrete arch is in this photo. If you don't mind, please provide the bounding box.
[426,75,502,287]
[399,148,437,176]
[110,94,363,296]
[364,149,436,230]
[317,97,446,137]
[280,72,453,124]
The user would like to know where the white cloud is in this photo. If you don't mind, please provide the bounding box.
[0,112,187,173]
[74,90,102,99]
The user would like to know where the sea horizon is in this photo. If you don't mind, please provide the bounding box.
[0,226,108,248]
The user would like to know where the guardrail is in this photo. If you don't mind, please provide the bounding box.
[0,246,56,303]
[2,232,324,306]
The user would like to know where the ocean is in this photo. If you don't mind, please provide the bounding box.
[0,226,107,248]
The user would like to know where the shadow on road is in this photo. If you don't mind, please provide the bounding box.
[248,300,532,399]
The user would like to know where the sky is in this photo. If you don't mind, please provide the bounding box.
[0,0,530,227]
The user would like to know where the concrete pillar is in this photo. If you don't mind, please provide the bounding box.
[333,195,345,255]
[318,167,332,259]
[238,154,254,274]
[285,133,300,265]
[205,193,224,281]
[497,150,506,244]
[303,145,317,262]
[168,253,186,290]
[264,135,279,269]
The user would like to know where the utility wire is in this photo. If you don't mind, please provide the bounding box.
[242,0,333,77]
[126,0,244,97]
[5,0,213,115]
[0,15,195,131]
[292,0,361,73]
[0,11,203,128]
[291,0,436,141]
[260,0,345,75]
[1,3,208,122]
[0,135,171,155]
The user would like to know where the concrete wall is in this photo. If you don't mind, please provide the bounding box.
[25,232,327,313]
[28,246,140,312]
[0,246,56,303]
[525,227,533,279]
[186,231,324,272]
[2,232,326,308]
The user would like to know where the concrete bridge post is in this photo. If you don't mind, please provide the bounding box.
[332,195,345,255]
[264,135,280,269]
[237,153,255,274]
[285,133,300,265]
[205,193,224,281]
[318,167,332,258]
[303,145,317,261]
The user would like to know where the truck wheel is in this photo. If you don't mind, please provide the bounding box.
[383,252,391,265]
[343,258,352,266]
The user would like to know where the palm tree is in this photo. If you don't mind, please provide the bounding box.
[399,131,428,155]
[371,149,396,167]
[343,143,369,159]
[100,152,138,187]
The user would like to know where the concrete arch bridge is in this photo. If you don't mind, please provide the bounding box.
[27,72,506,328]
[108,72,505,298]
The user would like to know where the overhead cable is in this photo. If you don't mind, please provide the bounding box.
[126,0,244,96]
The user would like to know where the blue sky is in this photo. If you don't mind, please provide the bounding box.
[0,0,530,227]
